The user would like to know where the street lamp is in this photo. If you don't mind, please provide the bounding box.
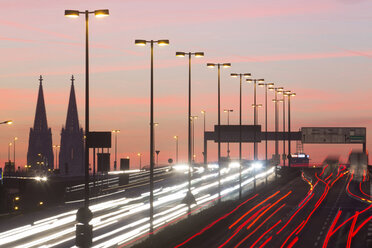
[137,153,142,170]
[8,142,12,163]
[207,62,231,201]
[258,82,274,161]
[269,86,283,164]
[0,120,12,125]
[223,109,233,158]
[284,91,296,167]
[246,79,264,160]
[65,8,109,247]
[176,51,204,208]
[53,145,60,170]
[201,110,206,164]
[135,39,169,234]
[13,137,18,169]
[190,116,198,163]
[173,136,179,164]
[112,130,120,171]
[230,72,251,200]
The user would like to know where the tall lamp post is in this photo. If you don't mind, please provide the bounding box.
[112,130,120,170]
[207,62,231,201]
[190,116,198,163]
[8,142,12,163]
[230,73,251,199]
[53,145,60,170]
[246,79,264,160]
[137,153,142,170]
[258,82,274,162]
[173,136,178,164]
[135,38,169,234]
[281,93,286,166]
[223,109,233,158]
[176,51,204,208]
[64,8,109,247]
[269,86,283,164]
[201,110,206,164]
[284,91,296,167]
[13,137,18,169]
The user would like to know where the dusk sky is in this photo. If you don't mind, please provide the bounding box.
[1,0,372,169]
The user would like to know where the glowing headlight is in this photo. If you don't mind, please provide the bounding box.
[172,164,189,172]
[252,162,263,169]
[207,163,219,170]
[229,162,240,169]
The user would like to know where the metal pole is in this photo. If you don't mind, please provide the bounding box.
[203,111,206,164]
[139,154,142,170]
[275,89,278,158]
[84,10,90,209]
[254,80,257,160]
[188,53,192,198]
[150,40,154,234]
[114,132,117,170]
[227,110,230,158]
[176,137,178,164]
[283,97,286,166]
[8,144,10,161]
[265,85,268,161]
[14,139,16,169]
[288,95,291,168]
[192,118,195,162]
[217,64,221,201]
[239,75,242,199]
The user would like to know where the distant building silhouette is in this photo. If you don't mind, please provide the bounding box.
[59,75,84,176]
[27,76,54,169]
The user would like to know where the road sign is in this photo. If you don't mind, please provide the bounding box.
[301,127,366,144]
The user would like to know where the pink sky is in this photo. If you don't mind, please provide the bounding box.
[1,0,372,169]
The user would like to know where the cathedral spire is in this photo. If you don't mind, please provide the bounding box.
[33,75,48,131]
[27,75,54,169]
[65,75,80,131]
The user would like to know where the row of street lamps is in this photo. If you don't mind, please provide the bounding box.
[64,7,297,246]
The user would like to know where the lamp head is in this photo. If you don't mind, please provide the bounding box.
[6,120,13,125]
[157,40,169,46]
[195,52,204,57]
[246,79,253,83]
[244,73,251,78]
[176,52,185,57]
[64,10,80,18]
[258,83,265,87]
[268,83,274,87]
[258,79,265,83]
[207,63,216,68]
[222,63,231,68]
[135,40,147,46]
[94,9,109,18]
[230,73,238,78]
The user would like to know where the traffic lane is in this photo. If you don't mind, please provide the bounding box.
[0,167,257,247]
[174,173,307,248]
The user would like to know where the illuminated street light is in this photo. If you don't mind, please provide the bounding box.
[176,51,204,210]
[230,72,251,199]
[173,136,179,164]
[201,110,206,164]
[137,153,142,170]
[247,78,264,160]
[53,145,60,170]
[258,82,274,161]
[0,120,12,125]
[268,86,284,165]
[135,38,169,234]
[284,91,296,167]
[112,130,120,171]
[223,109,233,158]
[65,8,109,247]
[207,62,231,202]
[13,137,18,169]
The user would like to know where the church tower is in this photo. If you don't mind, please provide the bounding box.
[59,75,84,176]
[27,75,54,169]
